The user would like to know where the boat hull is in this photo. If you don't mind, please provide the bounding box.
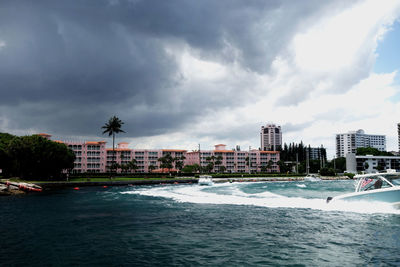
[198,180,213,186]
[198,175,213,186]
[304,177,322,182]
[333,186,400,204]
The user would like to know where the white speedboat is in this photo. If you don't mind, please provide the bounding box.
[198,175,213,186]
[304,174,322,182]
[327,170,400,206]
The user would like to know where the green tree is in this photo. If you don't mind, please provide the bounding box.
[376,159,386,171]
[127,159,138,173]
[277,160,291,174]
[0,133,16,177]
[102,116,125,174]
[356,147,393,156]
[326,157,346,173]
[261,165,268,173]
[158,154,174,169]
[6,134,75,180]
[205,156,215,173]
[266,160,274,173]
[215,155,223,172]
[364,162,369,171]
[320,167,335,176]
[120,163,129,173]
[181,164,200,173]
[148,165,157,172]
[174,156,186,171]
[219,165,226,173]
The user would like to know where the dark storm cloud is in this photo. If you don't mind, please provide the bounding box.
[0,0,353,138]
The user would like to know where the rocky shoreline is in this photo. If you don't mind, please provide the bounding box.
[0,184,26,196]
[0,181,43,196]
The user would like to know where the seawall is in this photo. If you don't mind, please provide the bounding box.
[36,176,349,189]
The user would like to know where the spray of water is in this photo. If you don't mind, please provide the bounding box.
[121,182,400,214]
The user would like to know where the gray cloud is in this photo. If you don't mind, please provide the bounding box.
[281,122,313,134]
[0,0,356,140]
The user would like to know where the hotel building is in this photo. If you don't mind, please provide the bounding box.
[260,124,282,151]
[336,129,386,158]
[40,134,280,173]
[186,144,280,173]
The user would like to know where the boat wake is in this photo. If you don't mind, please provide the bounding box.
[121,182,400,214]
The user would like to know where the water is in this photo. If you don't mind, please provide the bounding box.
[2,180,400,266]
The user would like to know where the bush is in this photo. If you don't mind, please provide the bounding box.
[344,172,355,179]
[320,167,336,176]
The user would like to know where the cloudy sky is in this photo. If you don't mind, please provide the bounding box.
[1,0,400,158]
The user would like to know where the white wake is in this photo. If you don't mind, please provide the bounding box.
[121,183,400,214]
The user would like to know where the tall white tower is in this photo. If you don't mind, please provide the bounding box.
[398,123,400,152]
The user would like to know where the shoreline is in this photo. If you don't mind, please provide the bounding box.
[1,176,350,194]
[36,176,349,189]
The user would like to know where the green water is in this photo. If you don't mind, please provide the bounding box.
[1,180,400,266]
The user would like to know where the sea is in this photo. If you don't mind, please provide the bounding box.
[2,180,400,266]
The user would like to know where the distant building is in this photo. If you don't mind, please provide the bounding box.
[186,144,280,173]
[42,133,185,173]
[67,140,107,173]
[336,129,386,158]
[398,123,400,152]
[308,146,326,161]
[260,124,282,151]
[40,133,279,173]
[346,153,400,173]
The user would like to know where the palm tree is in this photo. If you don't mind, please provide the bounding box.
[102,116,125,175]
[215,155,223,173]
[158,154,174,170]
[266,160,274,173]
[174,155,186,172]
[148,165,156,173]
[127,159,138,173]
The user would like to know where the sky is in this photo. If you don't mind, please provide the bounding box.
[1,0,400,159]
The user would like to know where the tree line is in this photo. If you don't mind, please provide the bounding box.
[276,142,346,175]
[0,133,75,180]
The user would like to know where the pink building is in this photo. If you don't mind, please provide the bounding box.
[186,144,280,173]
[106,144,187,173]
[67,141,107,173]
[40,133,279,173]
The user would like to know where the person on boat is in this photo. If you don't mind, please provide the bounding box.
[374,179,383,189]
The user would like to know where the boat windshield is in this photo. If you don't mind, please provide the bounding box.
[359,177,391,191]
[389,178,400,186]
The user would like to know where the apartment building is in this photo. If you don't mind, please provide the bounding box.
[336,129,386,158]
[308,146,326,161]
[186,144,280,173]
[40,134,279,173]
[39,133,107,173]
[260,124,282,151]
[398,123,400,152]
[346,153,400,173]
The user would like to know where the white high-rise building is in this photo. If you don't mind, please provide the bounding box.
[398,123,400,152]
[260,124,282,151]
[336,129,386,158]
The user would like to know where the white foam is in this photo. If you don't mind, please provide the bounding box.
[296,184,307,188]
[122,183,400,214]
